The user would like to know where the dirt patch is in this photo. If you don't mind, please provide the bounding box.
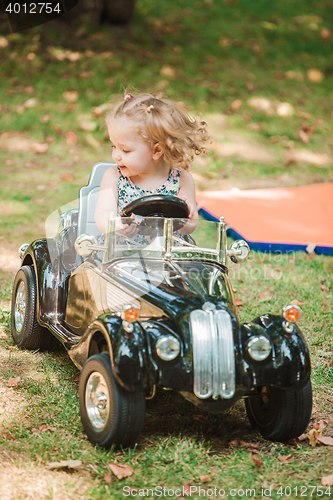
[0,247,21,275]
[0,453,92,500]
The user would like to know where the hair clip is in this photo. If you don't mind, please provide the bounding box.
[147,105,155,113]
[124,94,131,100]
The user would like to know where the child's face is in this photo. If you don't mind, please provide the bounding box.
[108,117,158,178]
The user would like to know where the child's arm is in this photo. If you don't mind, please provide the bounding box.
[94,167,118,234]
[177,170,199,235]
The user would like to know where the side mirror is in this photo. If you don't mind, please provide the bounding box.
[75,234,98,258]
[227,240,250,263]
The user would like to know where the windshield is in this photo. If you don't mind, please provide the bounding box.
[105,216,222,262]
[107,258,232,301]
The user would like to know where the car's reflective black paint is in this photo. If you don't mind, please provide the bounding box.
[20,235,311,415]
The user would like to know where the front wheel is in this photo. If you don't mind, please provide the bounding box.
[79,353,145,448]
[11,265,54,350]
[245,381,312,442]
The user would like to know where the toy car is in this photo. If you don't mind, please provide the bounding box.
[11,162,312,448]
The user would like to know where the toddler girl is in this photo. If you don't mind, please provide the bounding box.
[95,92,210,236]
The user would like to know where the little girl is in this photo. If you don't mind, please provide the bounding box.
[94,92,210,236]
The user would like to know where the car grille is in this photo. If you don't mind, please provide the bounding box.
[190,308,235,399]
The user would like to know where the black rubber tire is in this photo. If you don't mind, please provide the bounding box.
[11,265,54,350]
[245,380,312,442]
[79,353,145,448]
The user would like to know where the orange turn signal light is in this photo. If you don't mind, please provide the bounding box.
[122,305,140,323]
[283,304,302,323]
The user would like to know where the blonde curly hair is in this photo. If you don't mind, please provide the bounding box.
[106,92,210,171]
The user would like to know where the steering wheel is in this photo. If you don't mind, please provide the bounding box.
[120,194,189,232]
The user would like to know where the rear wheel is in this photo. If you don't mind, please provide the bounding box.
[11,265,54,350]
[79,353,145,448]
[245,381,312,442]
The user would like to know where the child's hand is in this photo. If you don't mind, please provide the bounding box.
[115,214,138,238]
[178,195,195,219]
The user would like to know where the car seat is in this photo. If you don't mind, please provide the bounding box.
[77,162,116,237]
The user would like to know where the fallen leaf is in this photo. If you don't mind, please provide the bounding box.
[79,121,96,132]
[35,454,43,462]
[39,424,56,432]
[219,37,232,46]
[307,69,324,83]
[228,439,239,448]
[199,475,210,483]
[297,433,308,441]
[107,77,116,87]
[251,41,261,54]
[72,372,80,382]
[6,376,21,387]
[62,90,79,102]
[290,299,304,307]
[4,159,15,167]
[235,299,247,306]
[23,85,35,94]
[277,453,294,464]
[314,420,328,430]
[40,114,52,123]
[322,474,333,486]
[31,142,49,154]
[31,198,46,204]
[248,97,273,115]
[308,428,322,446]
[252,454,264,467]
[100,474,112,484]
[230,99,243,111]
[317,436,333,446]
[5,344,18,350]
[182,482,192,496]
[24,98,37,108]
[319,27,331,40]
[258,290,272,302]
[27,52,36,61]
[78,70,93,79]
[0,36,9,48]
[285,70,303,81]
[108,462,133,480]
[48,459,82,470]
[160,65,176,78]
[193,415,207,422]
[296,110,312,120]
[320,284,330,293]
[246,82,255,92]
[239,440,260,449]
[91,106,104,117]
[276,102,294,117]
[61,174,75,182]
[85,133,101,149]
[65,131,78,145]
[1,431,16,441]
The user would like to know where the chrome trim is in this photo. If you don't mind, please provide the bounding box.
[282,320,294,333]
[75,234,99,258]
[14,281,26,332]
[217,216,227,265]
[18,243,29,260]
[85,371,110,430]
[190,308,235,400]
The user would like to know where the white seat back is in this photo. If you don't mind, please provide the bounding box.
[77,162,116,237]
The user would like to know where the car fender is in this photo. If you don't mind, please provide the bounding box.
[240,314,311,391]
[69,314,148,392]
[20,239,69,326]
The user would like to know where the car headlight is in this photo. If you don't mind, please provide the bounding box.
[247,336,271,361]
[156,335,180,361]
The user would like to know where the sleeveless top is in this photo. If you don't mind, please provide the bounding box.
[117,166,181,216]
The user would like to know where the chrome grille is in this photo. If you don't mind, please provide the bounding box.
[190,308,235,399]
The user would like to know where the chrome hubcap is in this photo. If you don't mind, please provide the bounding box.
[85,371,110,430]
[14,281,26,333]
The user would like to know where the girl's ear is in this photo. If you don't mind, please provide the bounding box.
[152,142,164,160]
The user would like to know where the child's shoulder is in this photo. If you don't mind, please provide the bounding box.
[100,164,119,187]
[179,169,195,186]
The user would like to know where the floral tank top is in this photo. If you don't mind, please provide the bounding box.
[117,167,181,216]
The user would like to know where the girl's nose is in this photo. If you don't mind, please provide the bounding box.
[112,148,121,162]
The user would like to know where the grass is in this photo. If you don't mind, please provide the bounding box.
[0,0,333,498]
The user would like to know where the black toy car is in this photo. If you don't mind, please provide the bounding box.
[11,162,312,448]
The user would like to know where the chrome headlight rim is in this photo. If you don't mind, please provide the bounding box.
[247,335,272,362]
[156,335,180,362]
